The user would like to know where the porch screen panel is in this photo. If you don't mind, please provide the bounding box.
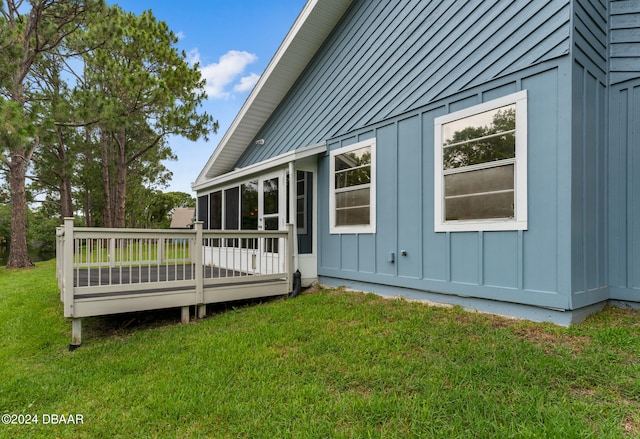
[241,181,258,230]
[224,186,240,247]
[197,195,209,229]
[210,191,222,229]
[241,181,258,249]
[209,191,222,246]
[224,187,240,230]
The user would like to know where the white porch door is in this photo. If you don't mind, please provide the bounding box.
[258,171,285,273]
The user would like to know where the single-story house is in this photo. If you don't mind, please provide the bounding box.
[192,0,640,325]
[170,207,195,229]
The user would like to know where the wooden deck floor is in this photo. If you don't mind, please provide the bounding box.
[74,265,247,288]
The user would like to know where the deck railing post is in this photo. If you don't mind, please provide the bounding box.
[194,221,205,318]
[286,224,294,292]
[56,226,64,300]
[158,237,165,263]
[63,218,75,319]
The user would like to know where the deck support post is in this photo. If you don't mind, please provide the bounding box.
[70,318,81,350]
[197,304,206,319]
[181,306,190,324]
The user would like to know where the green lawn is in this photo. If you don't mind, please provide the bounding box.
[1,261,639,438]
[74,240,191,266]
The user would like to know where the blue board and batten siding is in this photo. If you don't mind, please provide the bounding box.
[238,0,577,312]
[609,80,640,301]
[212,0,640,317]
[570,0,609,308]
[318,67,573,312]
[609,0,640,301]
[610,0,640,84]
[235,0,571,167]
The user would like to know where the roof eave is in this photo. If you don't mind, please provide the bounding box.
[192,142,327,192]
[193,0,351,190]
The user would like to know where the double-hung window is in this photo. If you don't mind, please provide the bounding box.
[329,139,376,234]
[434,90,528,232]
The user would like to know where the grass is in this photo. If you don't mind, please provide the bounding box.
[1,261,640,438]
[74,239,191,266]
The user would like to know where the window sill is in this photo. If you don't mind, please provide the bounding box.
[434,219,527,233]
[330,225,376,235]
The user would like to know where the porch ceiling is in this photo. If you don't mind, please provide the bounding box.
[194,0,352,187]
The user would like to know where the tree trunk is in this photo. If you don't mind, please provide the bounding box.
[114,128,127,228]
[100,126,113,228]
[6,152,34,269]
[56,127,74,219]
[6,72,34,269]
[84,129,94,227]
[84,189,94,227]
[60,177,74,219]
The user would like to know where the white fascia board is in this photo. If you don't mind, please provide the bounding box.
[192,142,327,192]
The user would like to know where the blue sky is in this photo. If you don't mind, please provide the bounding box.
[111,0,307,195]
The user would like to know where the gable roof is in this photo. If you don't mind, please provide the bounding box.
[193,0,352,188]
[170,207,195,228]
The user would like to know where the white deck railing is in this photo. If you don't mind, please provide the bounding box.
[56,218,293,348]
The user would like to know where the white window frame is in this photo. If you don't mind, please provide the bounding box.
[296,170,308,235]
[329,139,376,234]
[434,90,528,232]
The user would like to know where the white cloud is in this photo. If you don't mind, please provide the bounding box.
[196,50,258,99]
[186,48,201,65]
[233,73,260,93]
[175,31,185,41]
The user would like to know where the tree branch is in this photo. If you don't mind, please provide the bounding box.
[25,135,40,162]
[54,118,101,128]
[127,132,165,165]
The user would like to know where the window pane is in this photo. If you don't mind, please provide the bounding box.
[224,187,239,230]
[442,104,516,145]
[263,178,279,215]
[330,140,375,233]
[296,196,305,231]
[445,191,514,220]
[443,133,515,169]
[335,166,371,189]
[444,165,514,197]
[336,187,370,209]
[241,181,258,230]
[336,207,370,226]
[335,146,371,171]
[264,217,279,253]
[264,217,279,230]
[296,170,305,196]
[210,191,222,230]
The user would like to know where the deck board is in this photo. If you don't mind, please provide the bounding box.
[74,265,248,288]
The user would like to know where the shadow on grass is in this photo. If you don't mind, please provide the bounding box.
[81,295,288,340]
